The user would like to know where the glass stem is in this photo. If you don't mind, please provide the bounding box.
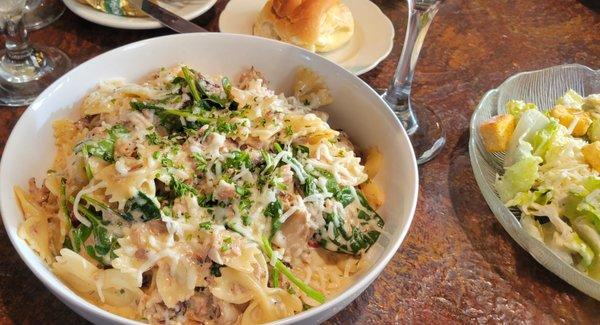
[384,1,440,135]
[4,13,33,61]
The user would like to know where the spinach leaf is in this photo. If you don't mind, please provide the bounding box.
[303,176,319,196]
[264,199,283,239]
[67,224,92,252]
[131,100,213,133]
[210,262,223,277]
[334,187,354,207]
[124,192,161,222]
[75,203,119,266]
[80,124,128,163]
[316,208,384,255]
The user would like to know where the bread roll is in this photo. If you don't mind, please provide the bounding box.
[253,0,355,53]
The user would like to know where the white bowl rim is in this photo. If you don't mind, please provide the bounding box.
[0,32,418,324]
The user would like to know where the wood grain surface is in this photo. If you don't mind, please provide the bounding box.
[0,0,599,324]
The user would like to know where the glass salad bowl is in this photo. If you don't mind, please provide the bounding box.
[469,64,600,300]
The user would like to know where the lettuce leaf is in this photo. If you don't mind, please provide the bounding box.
[505,109,549,167]
[556,89,584,108]
[572,217,600,278]
[564,177,600,231]
[496,153,542,202]
[529,120,559,159]
[588,119,600,142]
[506,99,537,119]
[506,188,552,207]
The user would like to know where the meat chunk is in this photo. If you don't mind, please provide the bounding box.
[238,67,267,90]
[213,180,236,202]
[280,210,312,258]
[184,291,240,324]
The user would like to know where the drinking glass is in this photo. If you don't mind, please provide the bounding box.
[24,0,66,31]
[0,0,71,106]
[382,0,445,165]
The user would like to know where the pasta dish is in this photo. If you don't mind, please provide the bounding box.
[15,65,386,323]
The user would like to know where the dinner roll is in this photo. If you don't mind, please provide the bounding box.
[253,0,355,53]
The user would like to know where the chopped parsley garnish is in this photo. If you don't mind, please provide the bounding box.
[199,221,212,230]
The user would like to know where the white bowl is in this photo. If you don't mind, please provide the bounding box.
[0,33,418,324]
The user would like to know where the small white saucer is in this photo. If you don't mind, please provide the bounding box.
[63,0,217,30]
[219,0,394,75]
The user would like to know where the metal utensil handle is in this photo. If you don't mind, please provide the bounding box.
[139,0,208,33]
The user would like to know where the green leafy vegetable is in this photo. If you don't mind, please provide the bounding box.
[223,151,251,170]
[169,177,198,199]
[67,223,92,252]
[83,194,129,221]
[317,190,384,255]
[334,187,354,207]
[557,89,585,108]
[222,77,232,99]
[74,203,119,266]
[124,192,161,222]
[131,100,213,133]
[59,178,70,217]
[199,221,212,230]
[588,119,600,142]
[79,124,129,163]
[506,99,537,119]
[495,153,543,203]
[264,200,283,239]
[530,120,559,159]
[272,268,280,287]
[261,236,325,303]
[210,262,223,277]
[81,146,94,180]
[192,152,208,172]
[182,66,202,104]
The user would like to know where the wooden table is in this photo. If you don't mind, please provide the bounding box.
[0,0,599,323]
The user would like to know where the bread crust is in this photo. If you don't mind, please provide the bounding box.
[254,0,353,52]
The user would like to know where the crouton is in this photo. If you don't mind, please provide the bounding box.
[582,141,600,172]
[550,105,592,137]
[479,114,516,152]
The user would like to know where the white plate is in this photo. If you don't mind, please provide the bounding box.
[218,0,394,75]
[0,33,418,324]
[63,0,217,30]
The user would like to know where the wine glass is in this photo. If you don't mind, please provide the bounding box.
[24,0,66,31]
[382,0,445,165]
[0,0,71,106]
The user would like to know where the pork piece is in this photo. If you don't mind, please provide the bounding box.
[280,212,312,258]
[28,178,50,205]
[213,180,236,202]
[184,290,241,324]
[238,67,267,90]
[129,220,168,250]
[114,137,135,158]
